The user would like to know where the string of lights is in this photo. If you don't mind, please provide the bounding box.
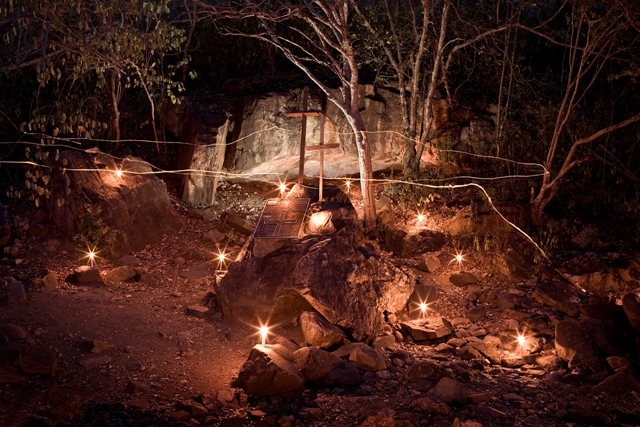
[1,127,560,276]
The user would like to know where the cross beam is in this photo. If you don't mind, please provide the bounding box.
[286,86,340,201]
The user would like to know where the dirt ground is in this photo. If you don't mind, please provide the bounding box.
[0,181,279,426]
[1,180,639,427]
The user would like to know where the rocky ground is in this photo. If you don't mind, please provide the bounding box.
[1,180,640,427]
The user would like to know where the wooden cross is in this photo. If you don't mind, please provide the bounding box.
[286,86,340,201]
[263,213,298,237]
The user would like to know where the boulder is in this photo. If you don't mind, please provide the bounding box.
[224,213,254,236]
[348,346,387,371]
[572,270,621,292]
[555,319,605,374]
[0,324,27,341]
[415,397,451,415]
[449,272,478,287]
[115,255,140,267]
[359,408,396,427]
[293,347,343,381]
[234,344,305,395]
[466,307,486,321]
[384,228,446,258]
[299,311,347,348]
[404,361,451,383]
[218,230,415,341]
[6,280,26,304]
[488,249,533,281]
[383,227,406,256]
[441,208,474,236]
[532,281,584,317]
[74,266,104,286]
[464,340,502,365]
[622,292,640,333]
[0,203,9,248]
[43,272,58,287]
[606,356,634,375]
[571,224,599,249]
[19,345,58,375]
[418,254,442,273]
[400,320,452,341]
[49,151,183,258]
[590,372,640,395]
[105,266,137,283]
[372,335,396,350]
[429,377,467,404]
[202,229,227,244]
[323,360,361,386]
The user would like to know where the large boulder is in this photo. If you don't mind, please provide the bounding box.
[49,151,183,258]
[218,231,415,342]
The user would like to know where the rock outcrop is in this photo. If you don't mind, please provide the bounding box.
[162,100,230,207]
[218,186,416,341]
[49,151,183,258]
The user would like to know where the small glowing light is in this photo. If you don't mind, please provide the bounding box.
[515,333,528,357]
[114,169,123,178]
[417,214,425,222]
[310,211,330,231]
[419,302,428,319]
[81,246,100,267]
[345,180,351,194]
[215,249,228,271]
[449,250,465,271]
[259,326,269,346]
[278,182,287,197]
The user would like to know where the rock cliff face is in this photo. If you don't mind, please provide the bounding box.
[49,151,184,258]
[163,85,496,207]
[162,101,230,208]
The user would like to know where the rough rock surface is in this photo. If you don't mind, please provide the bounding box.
[299,311,347,348]
[162,100,230,207]
[218,230,415,341]
[293,347,343,381]
[234,344,305,395]
[74,266,104,286]
[49,151,183,258]
[533,280,584,317]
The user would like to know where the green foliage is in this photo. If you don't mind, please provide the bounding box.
[2,0,189,142]
[73,212,118,251]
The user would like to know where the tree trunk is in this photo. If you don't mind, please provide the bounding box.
[107,71,121,143]
[347,111,377,233]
